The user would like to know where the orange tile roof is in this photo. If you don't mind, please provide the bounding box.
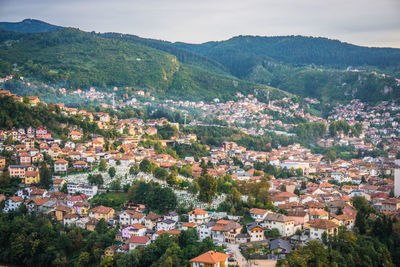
[90,205,114,214]
[189,208,208,215]
[190,251,229,264]
[249,208,268,215]
[309,218,338,229]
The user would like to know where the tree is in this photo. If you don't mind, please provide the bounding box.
[109,179,121,190]
[108,167,116,178]
[115,250,141,267]
[153,167,169,180]
[99,159,108,172]
[129,165,139,176]
[77,252,90,267]
[60,183,68,194]
[188,181,200,195]
[197,174,217,203]
[265,228,281,238]
[164,173,175,187]
[140,159,153,173]
[88,174,104,186]
[324,148,337,163]
[294,188,300,196]
[179,165,192,178]
[39,162,52,189]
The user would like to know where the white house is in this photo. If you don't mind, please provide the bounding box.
[197,221,216,240]
[263,213,295,237]
[128,236,150,250]
[119,210,145,226]
[249,208,269,221]
[188,208,209,224]
[308,219,339,240]
[3,196,24,212]
[156,219,176,231]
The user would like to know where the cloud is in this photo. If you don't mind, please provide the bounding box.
[0,0,399,47]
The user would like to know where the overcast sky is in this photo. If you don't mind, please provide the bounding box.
[1,0,399,47]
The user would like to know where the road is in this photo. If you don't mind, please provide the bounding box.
[226,243,248,267]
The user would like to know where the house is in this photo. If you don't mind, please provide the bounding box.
[249,208,269,221]
[270,239,291,254]
[382,199,400,213]
[331,214,355,230]
[188,208,209,224]
[3,196,24,212]
[24,170,40,184]
[27,96,40,106]
[165,211,179,222]
[235,233,251,244]
[52,179,66,192]
[309,209,329,220]
[271,192,299,206]
[157,219,177,231]
[263,213,295,237]
[54,159,68,173]
[63,213,80,226]
[119,210,145,226]
[88,205,115,222]
[25,197,49,213]
[248,224,264,242]
[73,201,90,216]
[68,131,83,141]
[55,205,74,221]
[211,220,242,243]
[308,219,339,240]
[73,160,88,170]
[198,221,216,241]
[122,224,147,239]
[190,251,229,267]
[19,153,31,165]
[128,236,150,250]
[182,222,198,230]
[145,212,162,230]
[67,183,98,198]
[8,165,27,178]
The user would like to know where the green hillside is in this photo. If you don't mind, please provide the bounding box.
[174,36,400,102]
[1,19,399,103]
[0,18,62,33]
[0,28,287,101]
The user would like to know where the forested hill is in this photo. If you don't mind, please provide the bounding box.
[174,36,400,103]
[0,27,286,101]
[174,35,400,76]
[0,19,399,103]
[0,18,62,33]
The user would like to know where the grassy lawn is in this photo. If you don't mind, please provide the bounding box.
[90,192,128,210]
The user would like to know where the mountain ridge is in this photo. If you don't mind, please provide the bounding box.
[0,19,399,103]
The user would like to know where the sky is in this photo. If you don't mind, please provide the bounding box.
[0,0,399,48]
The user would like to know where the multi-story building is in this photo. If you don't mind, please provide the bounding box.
[188,208,209,224]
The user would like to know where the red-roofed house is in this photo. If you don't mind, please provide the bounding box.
[188,208,209,224]
[128,236,150,250]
